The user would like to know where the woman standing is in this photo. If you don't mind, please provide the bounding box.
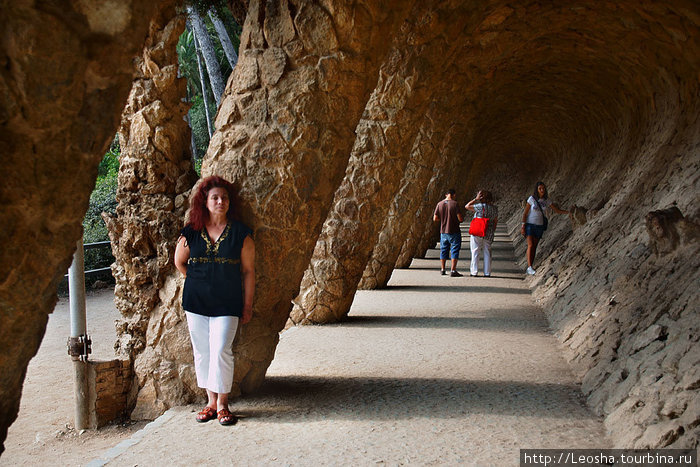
[520,181,568,275]
[174,175,255,425]
[466,190,498,277]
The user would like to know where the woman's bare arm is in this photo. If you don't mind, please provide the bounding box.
[174,236,190,276]
[551,203,569,215]
[240,236,255,324]
[520,204,531,234]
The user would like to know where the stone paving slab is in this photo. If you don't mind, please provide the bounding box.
[91,226,610,466]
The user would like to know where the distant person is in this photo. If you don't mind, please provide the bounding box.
[174,175,255,426]
[520,181,569,275]
[465,190,498,277]
[433,188,465,277]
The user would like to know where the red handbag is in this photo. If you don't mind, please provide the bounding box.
[468,217,489,237]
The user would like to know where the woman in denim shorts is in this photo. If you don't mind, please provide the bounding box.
[520,182,569,275]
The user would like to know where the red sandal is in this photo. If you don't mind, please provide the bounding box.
[217,408,238,426]
[196,406,217,423]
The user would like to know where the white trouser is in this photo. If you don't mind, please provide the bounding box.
[470,235,492,276]
[185,312,239,394]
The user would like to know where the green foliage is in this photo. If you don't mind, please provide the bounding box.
[98,136,120,178]
[189,95,210,160]
[177,29,201,97]
[82,138,119,275]
[83,172,117,243]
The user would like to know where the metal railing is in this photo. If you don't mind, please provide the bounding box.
[64,241,113,278]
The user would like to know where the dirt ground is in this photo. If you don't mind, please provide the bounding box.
[1,227,610,466]
[1,288,146,466]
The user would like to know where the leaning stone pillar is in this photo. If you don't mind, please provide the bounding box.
[102,6,198,419]
[189,0,415,394]
[395,135,470,268]
[289,2,478,325]
[0,0,177,452]
[359,113,461,289]
[289,109,427,324]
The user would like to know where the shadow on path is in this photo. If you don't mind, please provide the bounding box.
[245,376,593,422]
[378,284,531,294]
[339,314,548,332]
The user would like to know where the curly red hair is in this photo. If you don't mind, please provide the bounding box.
[187,175,239,231]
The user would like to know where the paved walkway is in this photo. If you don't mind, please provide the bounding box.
[89,225,610,466]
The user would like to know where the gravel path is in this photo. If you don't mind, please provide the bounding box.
[89,226,610,466]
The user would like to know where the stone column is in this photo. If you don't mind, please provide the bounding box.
[288,2,480,325]
[395,132,471,269]
[190,0,415,393]
[359,110,462,290]
[0,0,177,452]
[102,7,198,419]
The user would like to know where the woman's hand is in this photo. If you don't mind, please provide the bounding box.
[551,203,569,215]
[465,192,481,212]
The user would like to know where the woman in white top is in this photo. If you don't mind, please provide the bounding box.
[520,182,569,275]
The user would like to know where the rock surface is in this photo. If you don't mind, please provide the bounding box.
[0,0,178,453]
[102,6,198,420]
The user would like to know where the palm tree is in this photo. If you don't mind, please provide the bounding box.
[208,7,238,69]
[187,5,226,106]
[192,27,214,137]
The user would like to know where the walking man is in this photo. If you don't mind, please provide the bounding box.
[433,188,464,277]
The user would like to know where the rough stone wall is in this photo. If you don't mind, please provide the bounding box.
[514,121,700,448]
[0,0,176,453]
[102,6,198,420]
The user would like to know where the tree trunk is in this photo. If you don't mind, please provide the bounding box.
[209,8,238,69]
[185,111,198,160]
[191,24,214,138]
[188,6,226,106]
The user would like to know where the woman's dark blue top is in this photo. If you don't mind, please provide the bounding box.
[181,221,252,317]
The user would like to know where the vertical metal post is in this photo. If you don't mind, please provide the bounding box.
[68,238,89,430]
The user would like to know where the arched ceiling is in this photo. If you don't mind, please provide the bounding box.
[425,1,697,207]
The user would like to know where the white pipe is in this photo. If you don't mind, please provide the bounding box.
[68,238,89,430]
[69,239,87,337]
